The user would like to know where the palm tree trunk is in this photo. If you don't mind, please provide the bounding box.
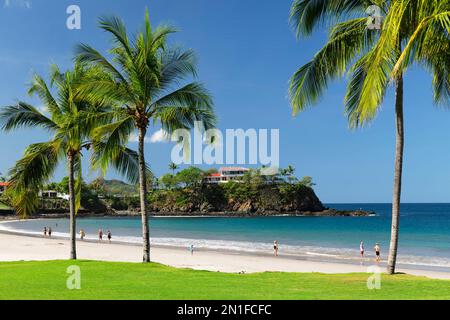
[68,153,77,260]
[387,73,404,275]
[138,126,150,262]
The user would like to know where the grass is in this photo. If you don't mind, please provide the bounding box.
[0,260,449,300]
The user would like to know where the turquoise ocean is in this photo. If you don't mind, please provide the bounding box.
[1,203,450,270]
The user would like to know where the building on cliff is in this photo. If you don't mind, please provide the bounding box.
[203,167,249,184]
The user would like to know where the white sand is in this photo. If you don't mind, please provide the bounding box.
[1,232,449,280]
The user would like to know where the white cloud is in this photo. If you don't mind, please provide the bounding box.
[3,0,32,9]
[37,105,48,114]
[128,129,170,144]
[150,129,170,143]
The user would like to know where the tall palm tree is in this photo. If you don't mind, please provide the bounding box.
[76,10,216,262]
[0,63,140,259]
[169,162,179,175]
[289,0,449,274]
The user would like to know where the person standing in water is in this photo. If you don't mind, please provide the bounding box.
[43,227,47,238]
[374,243,381,262]
[98,229,103,242]
[360,241,365,259]
[107,230,112,243]
[48,227,52,238]
[273,240,279,257]
[190,244,194,255]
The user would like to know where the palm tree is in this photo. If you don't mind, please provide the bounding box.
[0,63,140,259]
[76,10,216,262]
[169,162,179,175]
[289,0,449,274]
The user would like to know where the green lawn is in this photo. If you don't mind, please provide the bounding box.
[0,260,449,300]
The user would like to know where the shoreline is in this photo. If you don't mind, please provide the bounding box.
[0,207,374,220]
[1,228,449,280]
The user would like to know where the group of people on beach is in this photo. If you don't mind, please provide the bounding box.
[42,226,53,238]
[360,241,381,262]
[44,226,112,243]
[43,227,382,263]
[96,229,112,243]
[271,240,382,262]
[78,228,112,243]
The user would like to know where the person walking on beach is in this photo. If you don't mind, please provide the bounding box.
[48,227,52,238]
[43,227,47,238]
[374,243,381,262]
[98,229,103,242]
[360,241,365,258]
[107,230,112,243]
[80,229,85,240]
[274,240,279,257]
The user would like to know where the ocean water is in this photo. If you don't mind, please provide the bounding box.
[1,203,450,270]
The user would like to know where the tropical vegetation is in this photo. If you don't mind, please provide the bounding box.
[0,63,137,259]
[75,10,216,262]
[288,0,450,274]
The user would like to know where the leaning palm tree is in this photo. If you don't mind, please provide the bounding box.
[0,63,140,259]
[289,0,449,274]
[76,10,216,262]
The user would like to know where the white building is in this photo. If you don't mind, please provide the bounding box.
[39,190,70,200]
[204,167,250,184]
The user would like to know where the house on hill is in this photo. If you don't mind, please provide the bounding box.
[203,167,249,184]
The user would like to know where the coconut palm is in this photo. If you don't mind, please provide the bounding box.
[0,63,140,259]
[169,162,179,175]
[289,0,450,274]
[75,10,216,262]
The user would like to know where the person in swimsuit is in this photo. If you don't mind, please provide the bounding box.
[274,240,279,257]
[107,230,112,243]
[80,229,85,240]
[360,241,365,258]
[374,243,381,262]
[43,227,47,238]
[48,227,52,238]
[98,229,103,242]
[190,244,194,255]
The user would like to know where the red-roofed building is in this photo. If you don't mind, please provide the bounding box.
[204,167,250,184]
[0,182,10,195]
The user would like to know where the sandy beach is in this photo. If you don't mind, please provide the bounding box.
[1,231,449,280]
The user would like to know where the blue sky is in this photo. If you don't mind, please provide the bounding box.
[1,0,450,203]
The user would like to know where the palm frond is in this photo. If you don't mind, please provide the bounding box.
[92,142,144,184]
[0,102,58,131]
[290,0,369,37]
[152,82,216,132]
[75,44,129,84]
[159,48,197,88]
[99,15,133,57]
[289,17,376,114]
[7,141,61,216]
[28,73,62,119]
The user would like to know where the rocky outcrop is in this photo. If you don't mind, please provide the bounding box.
[144,184,373,216]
